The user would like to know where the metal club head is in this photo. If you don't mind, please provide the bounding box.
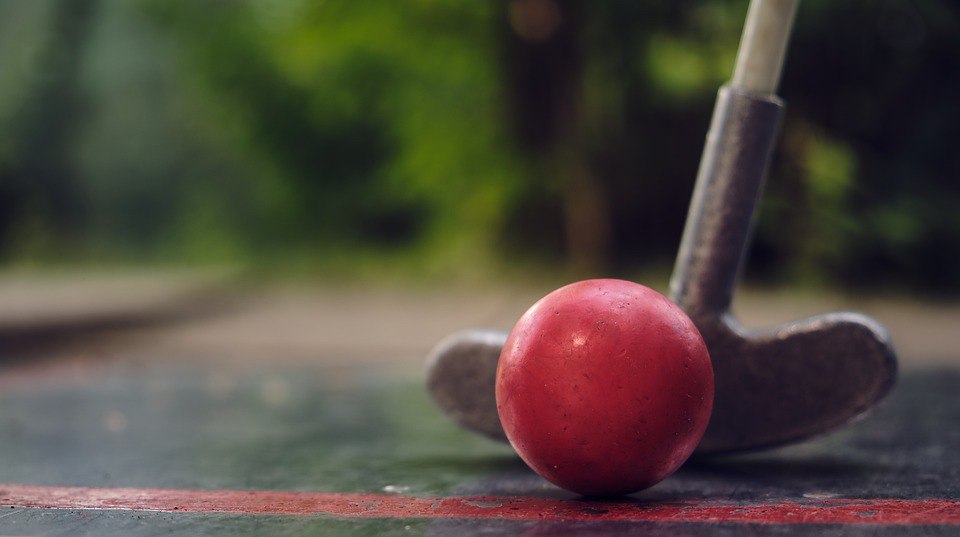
[425,314,897,453]
[426,329,508,442]
[426,316,896,454]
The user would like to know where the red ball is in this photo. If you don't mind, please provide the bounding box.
[496,279,713,496]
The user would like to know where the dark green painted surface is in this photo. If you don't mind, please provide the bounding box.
[0,361,956,535]
[0,509,428,537]
[0,510,957,537]
[0,363,517,494]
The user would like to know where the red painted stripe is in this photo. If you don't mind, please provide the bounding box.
[0,484,957,526]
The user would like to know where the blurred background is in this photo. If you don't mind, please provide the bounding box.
[0,0,957,294]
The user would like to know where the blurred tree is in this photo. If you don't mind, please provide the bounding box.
[145,0,524,273]
[0,0,956,292]
[500,0,960,291]
[500,1,741,272]
[501,0,611,273]
[0,0,99,258]
[759,0,960,291]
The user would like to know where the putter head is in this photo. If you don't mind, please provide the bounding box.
[424,309,897,454]
[426,330,508,442]
[695,310,897,454]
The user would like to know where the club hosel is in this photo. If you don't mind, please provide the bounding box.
[669,86,784,317]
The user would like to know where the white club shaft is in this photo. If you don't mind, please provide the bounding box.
[731,0,800,94]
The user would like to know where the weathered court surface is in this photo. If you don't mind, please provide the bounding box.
[0,275,957,535]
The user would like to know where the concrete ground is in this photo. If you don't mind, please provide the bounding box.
[1,270,955,370]
[0,270,956,535]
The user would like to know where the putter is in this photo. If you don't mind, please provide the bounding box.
[426,0,897,453]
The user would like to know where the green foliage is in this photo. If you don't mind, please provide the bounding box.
[757,0,960,291]
[0,0,957,291]
[143,0,524,273]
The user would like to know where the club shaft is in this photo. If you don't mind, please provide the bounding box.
[669,88,783,316]
[732,0,800,94]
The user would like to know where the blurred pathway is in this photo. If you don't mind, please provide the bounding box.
[0,271,956,371]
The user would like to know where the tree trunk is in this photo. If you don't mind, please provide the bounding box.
[502,0,611,273]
